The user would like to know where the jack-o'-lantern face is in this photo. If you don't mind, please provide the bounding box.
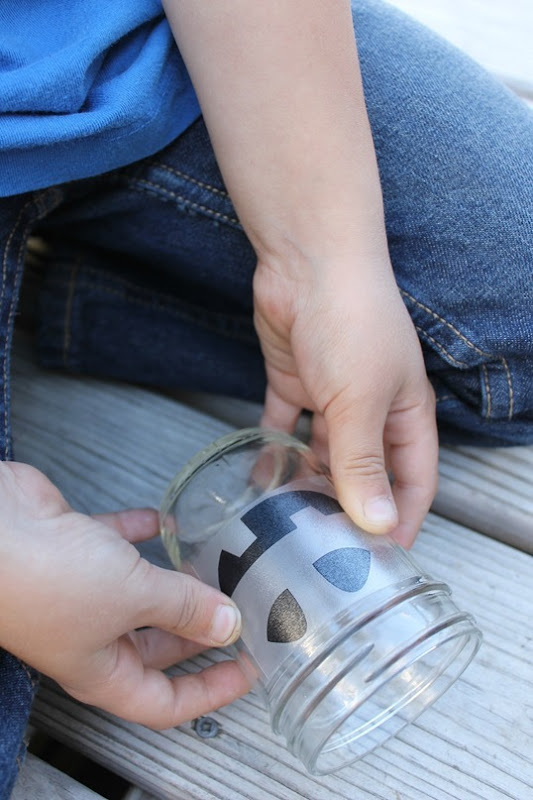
[218,490,371,647]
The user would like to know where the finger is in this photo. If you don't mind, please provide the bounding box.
[387,384,438,548]
[309,413,330,465]
[128,627,208,669]
[133,565,242,648]
[325,395,398,535]
[260,382,302,432]
[94,508,160,543]
[66,636,251,729]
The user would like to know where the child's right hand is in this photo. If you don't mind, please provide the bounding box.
[0,462,249,728]
[254,250,438,550]
[163,0,439,548]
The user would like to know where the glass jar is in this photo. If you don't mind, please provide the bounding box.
[160,428,481,775]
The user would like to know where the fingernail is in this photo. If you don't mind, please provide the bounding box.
[364,496,397,526]
[210,604,242,645]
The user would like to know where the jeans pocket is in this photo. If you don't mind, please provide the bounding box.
[401,289,519,427]
[37,249,266,400]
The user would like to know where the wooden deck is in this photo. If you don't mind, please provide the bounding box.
[10,0,532,797]
[10,338,533,800]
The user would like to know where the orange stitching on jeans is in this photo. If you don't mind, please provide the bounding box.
[501,357,514,420]
[481,364,492,419]
[130,178,241,227]
[62,258,80,369]
[150,161,230,199]
[401,288,493,359]
[435,394,454,404]
[414,325,471,368]
[405,288,516,420]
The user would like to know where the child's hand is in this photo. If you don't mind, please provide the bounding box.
[255,255,438,549]
[162,0,438,546]
[0,463,248,728]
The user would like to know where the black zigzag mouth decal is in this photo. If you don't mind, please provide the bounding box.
[218,490,345,596]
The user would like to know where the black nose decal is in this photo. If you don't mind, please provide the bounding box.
[313,547,371,592]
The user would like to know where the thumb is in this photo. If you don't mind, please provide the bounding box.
[326,403,398,535]
[134,565,242,648]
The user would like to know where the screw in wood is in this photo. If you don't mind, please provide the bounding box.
[193,716,220,739]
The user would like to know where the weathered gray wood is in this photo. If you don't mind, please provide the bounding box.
[173,390,533,554]
[434,446,533,553]
[123,788,159,800]
[28,515,533,800]
[13,341,532,560]
[12,754,104,800]
[11,343,231,515]
[10,341,533,800]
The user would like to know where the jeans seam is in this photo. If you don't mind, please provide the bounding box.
[1,199,40,459]
[406,289,514,421]
[51,263,254,323]
[414,325,471,368]
[481,364,492,419]
[62,258,80,370]
[126,177,242,228]
[401,288,493,358]
[46,277,257,344]
[2,190,63,459]
[501,357,514,420]
[149,160,231,200]
[17,659,38,690]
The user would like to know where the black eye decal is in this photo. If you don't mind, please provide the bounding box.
[313,547,371,592]
[267,589,307,643]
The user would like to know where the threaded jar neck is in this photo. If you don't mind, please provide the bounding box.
[266,577,481,775]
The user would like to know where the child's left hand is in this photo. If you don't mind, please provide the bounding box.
[0,462,249,728]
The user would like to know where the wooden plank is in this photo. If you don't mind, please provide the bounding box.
[10,340,533,800]
[11,344,231,515]
[12,334,532,556]
[387,0,533,94]
[173,390,533,554]
[28,515,533,800]
[12,754,104,800]
[123,788,159,800]
[434,445,533,553]
[11,339,233,568]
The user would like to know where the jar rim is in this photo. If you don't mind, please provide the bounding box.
[303,620,481,774]
[160,427,310,522]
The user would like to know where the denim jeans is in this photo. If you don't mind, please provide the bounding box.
[1,0,532,795]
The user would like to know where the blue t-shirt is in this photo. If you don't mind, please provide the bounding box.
[0,0,201,197]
